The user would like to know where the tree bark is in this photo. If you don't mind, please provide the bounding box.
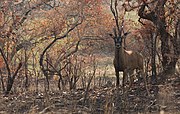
[39,20,82,91]
[138,0,178,75]
[0,70,5,92]
[5,63,22,95]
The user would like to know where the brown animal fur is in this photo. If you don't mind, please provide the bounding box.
[113,46,144,88]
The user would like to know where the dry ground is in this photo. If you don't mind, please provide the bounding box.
[0,54,179,114]
[0,74,179,114]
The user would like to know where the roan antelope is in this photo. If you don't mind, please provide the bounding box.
[110,28,144,89]
[109,0,149,95]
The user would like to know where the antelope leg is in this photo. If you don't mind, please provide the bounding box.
[115,70,120,87]
[128,70,134,88]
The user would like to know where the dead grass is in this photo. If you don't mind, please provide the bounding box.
[0,54,179,114]
[0,78,179,114]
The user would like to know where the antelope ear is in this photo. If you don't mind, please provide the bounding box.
[124,32,130,36]
[109,33,113,37]
[109,34,114,39]
[123,32,131,37]
[122,32,130,39]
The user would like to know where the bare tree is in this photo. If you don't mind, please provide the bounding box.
[138,0,179,77]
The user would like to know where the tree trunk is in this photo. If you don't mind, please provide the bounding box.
[24,49,29,89]
[0,70,5,92]
[138,0,178,76]
[5,63,22,95]
[151,33,157,85]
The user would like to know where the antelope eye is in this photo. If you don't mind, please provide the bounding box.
[114,38,117,42]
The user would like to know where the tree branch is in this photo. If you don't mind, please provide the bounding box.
[0,48,11,77]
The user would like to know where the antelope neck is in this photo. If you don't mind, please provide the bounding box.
[115,46,124,69]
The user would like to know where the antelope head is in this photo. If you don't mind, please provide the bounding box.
[113,28,122,49]
[110,27,130,49]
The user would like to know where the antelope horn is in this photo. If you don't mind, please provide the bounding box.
[113,28,117,37]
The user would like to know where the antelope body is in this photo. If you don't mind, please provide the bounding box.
[114,44,144,87]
